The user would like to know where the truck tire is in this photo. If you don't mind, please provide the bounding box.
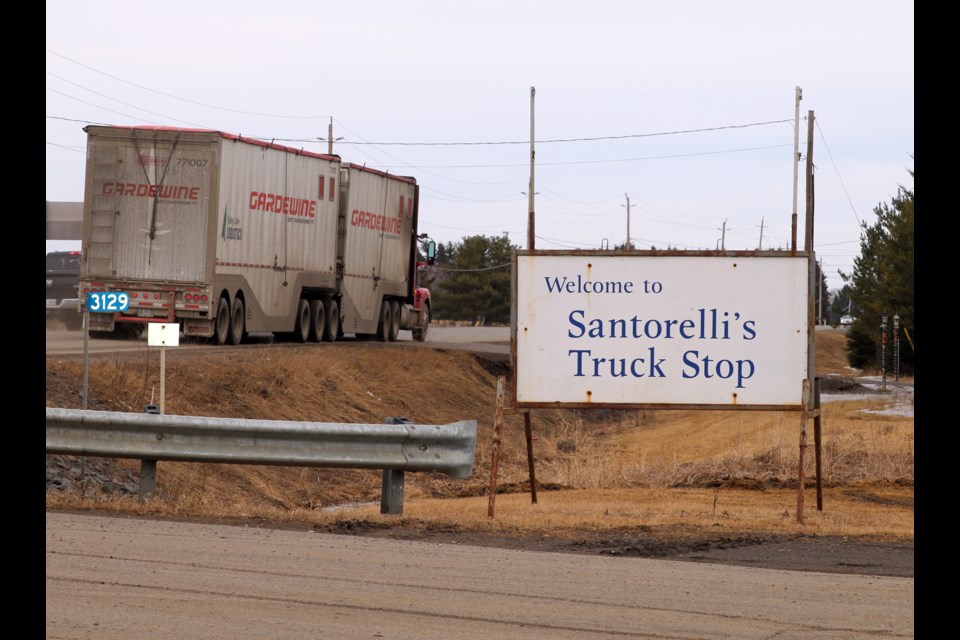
[294,299,311,343]
[308,299,325,343]
[376,301,391,342]
[214,296,230,345]
[228,298,246,345]
[413,323,428,342]
[322,299,339,343]
[413,303,430,342]
[388,300,401,342]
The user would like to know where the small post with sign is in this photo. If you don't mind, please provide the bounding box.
[139,322,179,503]
[83,290,131,409]
[148,323,180,415]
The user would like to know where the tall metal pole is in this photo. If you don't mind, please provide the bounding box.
[791,86,802,251]
[758,217,764,250]
[527,87,536,251]
[82,310,89,409]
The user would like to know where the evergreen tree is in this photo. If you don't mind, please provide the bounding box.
[841,167,914,374]
[428,233,517,325]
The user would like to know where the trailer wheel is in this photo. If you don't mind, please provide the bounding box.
[294,299,311,343]
[308,299,325,343]
[376,301,391,342]
[322,299,340,342]
[413,303,430,342]
[388,300,401,342]
[214,296,230,345]
[228,298,246,345]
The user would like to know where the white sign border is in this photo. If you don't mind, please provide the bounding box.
[510,250,814,411]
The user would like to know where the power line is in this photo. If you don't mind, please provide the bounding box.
[47,49,330,120]
[814,119,861,227]
[46,87,171,126]
[47,52,790,146]
[46,141,85,154]
[334,120,794,146]
[47,84,211,129]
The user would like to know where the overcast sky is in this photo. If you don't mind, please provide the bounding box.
[45,0,913,285]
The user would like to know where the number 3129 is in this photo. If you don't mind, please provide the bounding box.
[86,291,129,312]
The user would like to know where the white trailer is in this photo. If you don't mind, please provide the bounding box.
[79,126,432,343]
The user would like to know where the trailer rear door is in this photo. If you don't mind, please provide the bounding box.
[84,128,216,284]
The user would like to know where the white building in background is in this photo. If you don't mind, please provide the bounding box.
[45,201,82,254]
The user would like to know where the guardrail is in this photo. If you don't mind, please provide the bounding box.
[45,408,477,514]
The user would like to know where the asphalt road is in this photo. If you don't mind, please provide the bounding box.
[45,324,850,358]
[44,325,511,357]
[46,512,913,640]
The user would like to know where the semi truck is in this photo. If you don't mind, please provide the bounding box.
[78,125,434,344]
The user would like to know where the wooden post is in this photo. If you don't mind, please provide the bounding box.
[814,377,824,511]
[796,379,810,524]
[487,376,505,518]
[159,345,166,415]
[524,412,538,504]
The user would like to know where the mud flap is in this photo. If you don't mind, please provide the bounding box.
[86,312,115,332]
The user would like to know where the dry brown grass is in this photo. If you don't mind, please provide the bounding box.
[46,330,914,542]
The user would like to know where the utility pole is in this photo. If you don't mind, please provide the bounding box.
[718,219,728,251]
[623,194,632,249]
[523,86,538,506]
[791,86,802,251]
[804,110,815,252]
[527,87,536,251]
[758,217,764,250]
[327,118,334,155]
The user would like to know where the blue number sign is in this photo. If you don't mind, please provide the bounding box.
[87,291,130,313]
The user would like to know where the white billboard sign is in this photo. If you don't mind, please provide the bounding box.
[513,252,811,409]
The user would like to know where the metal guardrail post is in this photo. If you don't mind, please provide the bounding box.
[140,460,157,503]
[382,417,411,515]
[140,404,160,504]
[381,470,404,515]
[141,404,161,503]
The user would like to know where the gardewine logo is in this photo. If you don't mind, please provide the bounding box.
[249,191,316,218]
[350,209,402,234]
[137,155,169,166]
[101,183,200,200]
